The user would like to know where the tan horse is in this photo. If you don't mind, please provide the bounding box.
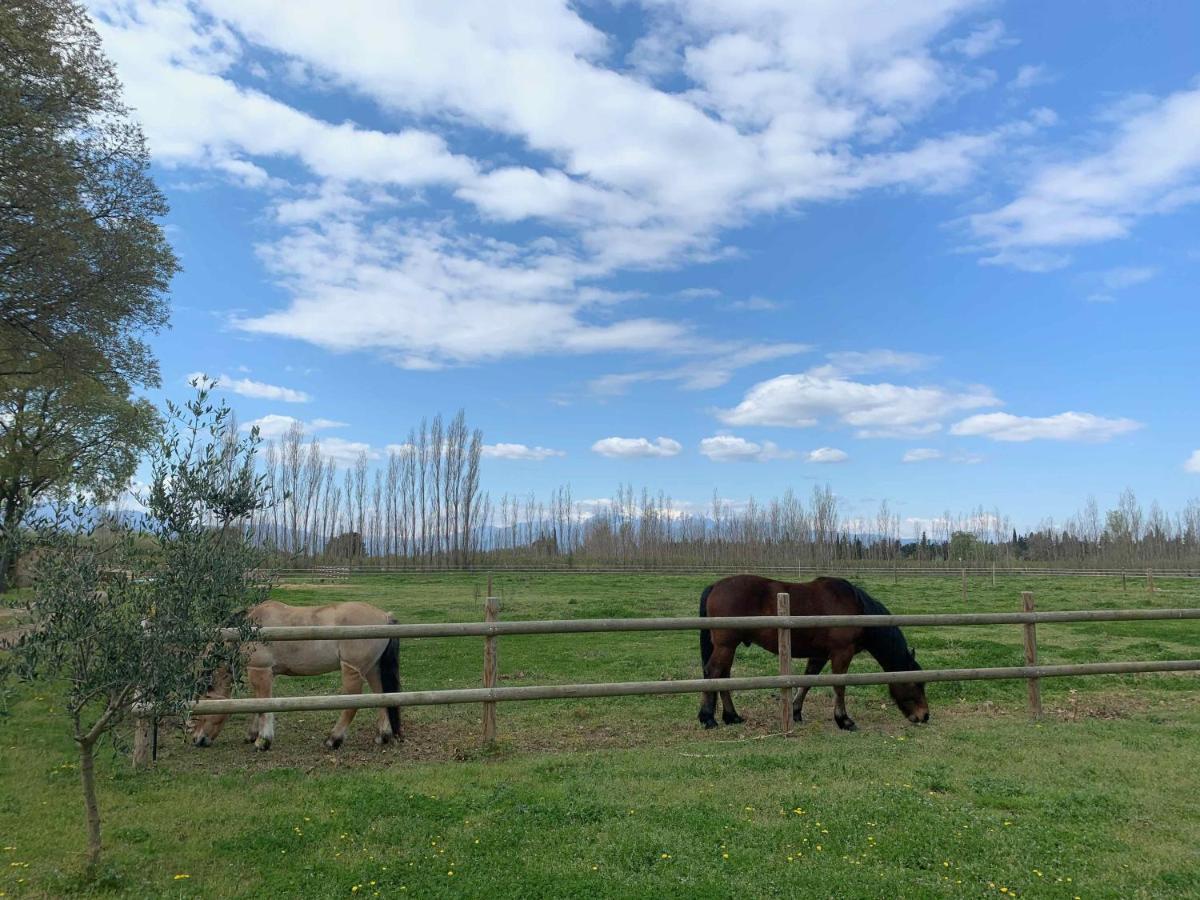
[190,600,402,751]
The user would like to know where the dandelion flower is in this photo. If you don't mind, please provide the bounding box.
[173,874,190,881]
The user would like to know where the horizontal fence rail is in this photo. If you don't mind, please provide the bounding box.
[267,565,1200,578]
[190,659,1200,716]
[220,607,1200,642]
[142,591,1198,768]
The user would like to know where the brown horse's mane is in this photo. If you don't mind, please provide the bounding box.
[851,583,921,673]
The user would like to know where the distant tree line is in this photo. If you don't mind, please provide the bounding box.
[239,425,1200,571]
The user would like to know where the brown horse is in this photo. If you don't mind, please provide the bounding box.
[698,575,929,731]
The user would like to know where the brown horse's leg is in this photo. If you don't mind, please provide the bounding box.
[712,644,744,725]
[792,656,828,723]
[698,642,738,728]
[830,649,857,732]
[324,663,364,750]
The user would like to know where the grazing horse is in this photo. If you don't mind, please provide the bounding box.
[698,575,929,731]
[190,600,402,751]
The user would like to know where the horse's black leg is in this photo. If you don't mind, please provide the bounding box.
[830,650,857,732]
[792,656,828,723]
[699,644,737,728]
[715,645,743,725]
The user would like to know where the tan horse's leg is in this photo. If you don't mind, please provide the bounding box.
[362,666,399,744]
[830,648,857,732]
[324,663,364,750]
[248,667,275,751]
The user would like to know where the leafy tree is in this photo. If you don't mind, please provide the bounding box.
[0,0,176,589]
[0,0,177,384]
[10,387,270,871]
[0,376,157,590]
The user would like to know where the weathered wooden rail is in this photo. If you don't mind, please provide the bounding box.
[168,596,1200,761]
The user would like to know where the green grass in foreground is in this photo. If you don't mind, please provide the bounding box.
[1,572,1198,898]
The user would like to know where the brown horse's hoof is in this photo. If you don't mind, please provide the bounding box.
[324,735,344,750]
[792,710,803,723]
[700,717,718,730]
[254,738,272,751]
[722,712,745,726]
[835,716,858,732]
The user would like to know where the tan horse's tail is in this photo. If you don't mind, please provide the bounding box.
[380,629,402,738]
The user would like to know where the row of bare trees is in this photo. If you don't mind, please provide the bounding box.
[250,411,483,565]
[242,428,1200,571]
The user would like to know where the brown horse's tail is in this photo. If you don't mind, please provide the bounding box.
[699,584,715,671]
[380,634,402,737]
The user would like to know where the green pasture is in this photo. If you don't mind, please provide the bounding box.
[1,572,1198,898]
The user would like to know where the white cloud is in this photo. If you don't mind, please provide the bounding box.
[591,436,682,459]
[902,448,943,463]
[589,341,809,395]
[808,349,936,378]
[188,371,310,403]
[971,84,1200,264]
[718,372,998,435]
[1183,450,1200,474]
[1085,266,1158,303]
[1097,266,1158,291]
[950,411,1142,442]
[1009,64,1049,91]
[943,20,1014,59]
[240,414,345,440]
[482,443,566,461]
[806,447,849,464]
[698,435,793,463]
[87,0,1035,368]
[239,415,377,463]
[725,296,781,312]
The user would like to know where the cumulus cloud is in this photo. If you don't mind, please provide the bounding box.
[1184,450,1200,474]
[187,371,310,403]
[902,448,943,463]
[591,436,682,458]
[482,443,566,461]
[718,372,998,436]
[87,0,1039,368]
[806,447,849,464]
[949,411,1142,442]
[698,435,793,463]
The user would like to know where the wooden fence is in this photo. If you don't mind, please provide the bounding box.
[159,593,1200,766]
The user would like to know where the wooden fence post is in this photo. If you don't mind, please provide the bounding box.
[1021,591,1041,718]
[132,711,152,769]
[777,593,792,736]
[961,567,967,603]
[1147,568,1154,594]
[991,562,996,587]
[893,561,898,585]
[1122,570,1127,593]
[483,575,498,745]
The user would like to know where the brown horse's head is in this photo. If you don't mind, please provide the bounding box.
[888,650,929,724]
[189,667,232,747]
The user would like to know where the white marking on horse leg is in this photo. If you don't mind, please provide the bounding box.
[248,667,274,751]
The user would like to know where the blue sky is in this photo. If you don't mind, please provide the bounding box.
[87,1,1200,531]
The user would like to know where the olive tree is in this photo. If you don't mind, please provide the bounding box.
[10,386,270,870]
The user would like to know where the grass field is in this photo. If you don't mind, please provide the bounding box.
[2,572,1199,898]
